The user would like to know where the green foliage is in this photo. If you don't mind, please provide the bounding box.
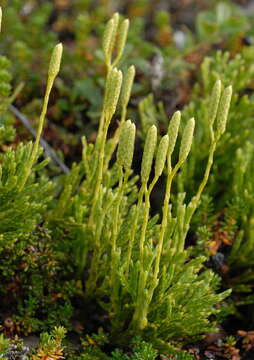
[177,50,254,201]
[0,334,10,358]
[48,13,231,350]
[169,46,254,311]
[0,33,79,335]
[138,94,168,137]
[32,326,66,360]
[1,0,56,86]
[220,141,254,305]
[111,338,158,360]
[0,143,51,244]
[0,227,78,334]
[80,334,158,360]
[0,55,15,145]
[228,141,254,268]
[1,0,253,158]
[1,4,252,357]
[0,39,59,243]
[0,0,191,155]
[196,1,250,41]
[79,334,195,360]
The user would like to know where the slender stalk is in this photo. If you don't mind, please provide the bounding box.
[139,177,157,272]
[86,189,115,296]
[110,167,126,328]
[184,140,217,236]
[111,166,124,266]
[153,162,180,282]
[194,142,216,205]
[138,185,149,276]
[87,116,113,291]
[88,115,110,227]
[19,43,62,188]
[19,78,54,190]
[125,184,145,277]
[96,112,106,147]
[131,176,158,331]
[104,105,127,172]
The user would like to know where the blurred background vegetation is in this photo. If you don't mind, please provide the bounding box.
[2,0,254,164]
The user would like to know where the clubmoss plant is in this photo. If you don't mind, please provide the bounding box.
[47,13,232,350]
[20,42,63,189]
[165,49,254,317]
[177,51,254,202]
[220,141,254,306]
[0,9,79,335]
[0,7,57,244]
[2,4,253,356]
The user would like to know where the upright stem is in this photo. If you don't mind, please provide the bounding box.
[97,64,112,141]
[104,105,127,172]
[139,186,149,270]
[86,192,115,296]
[153,162,180,282]
[20,78,54,190]
[88,116,110,227]
[184,140,216,236]
[111,167,123,255]
[96,112,105,146]
[130,176,158,331]
[125,183,145,278]
[110,168,127,329]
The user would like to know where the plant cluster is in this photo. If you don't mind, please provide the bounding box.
[43,12,232,350]
[138,33,254,318]
[1,2,254,360]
